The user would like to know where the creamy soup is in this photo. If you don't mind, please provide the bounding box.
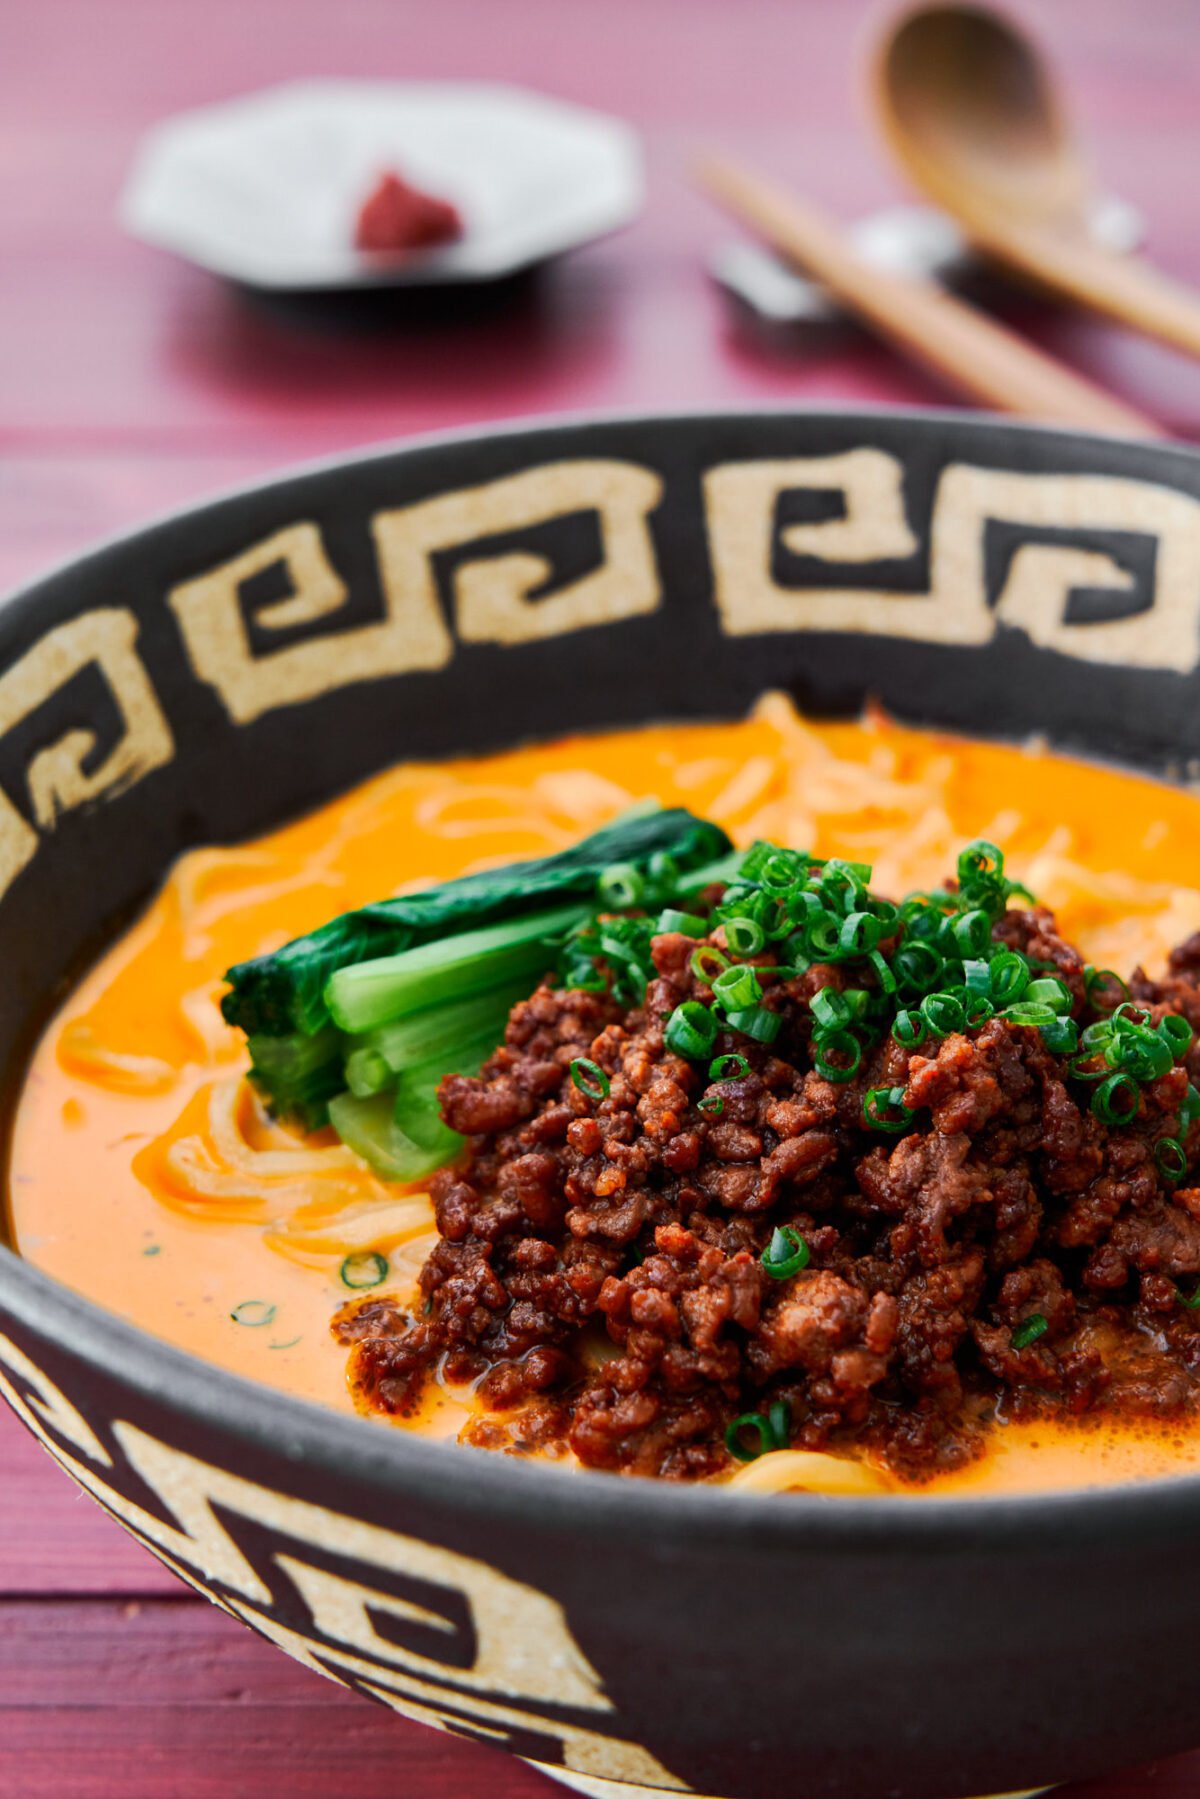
[11,693,1200,1495]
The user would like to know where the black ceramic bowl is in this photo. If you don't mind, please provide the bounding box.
[4,409,1200,1799]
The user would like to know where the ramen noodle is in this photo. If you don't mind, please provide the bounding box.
[12,694,1200,1495]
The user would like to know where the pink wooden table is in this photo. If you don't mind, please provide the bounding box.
[5,1,1200,1793]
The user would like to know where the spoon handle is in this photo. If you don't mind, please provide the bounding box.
[696,156,1158,439]
[973,219,1200,363]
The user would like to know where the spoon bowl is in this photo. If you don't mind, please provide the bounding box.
[876,4,1089,234]
[872,1,1200,360]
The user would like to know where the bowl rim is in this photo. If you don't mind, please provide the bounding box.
[7,401,1200,1549]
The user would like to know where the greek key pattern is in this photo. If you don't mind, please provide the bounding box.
[0,1331,692,1792]
[0,448,1194,899]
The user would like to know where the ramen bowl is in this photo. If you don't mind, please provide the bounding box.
[3,409,1200,1799]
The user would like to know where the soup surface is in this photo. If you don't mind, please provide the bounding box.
[12,694,1200,1495]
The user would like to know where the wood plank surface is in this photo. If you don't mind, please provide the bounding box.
[5,0,1200,1793]
[0,1593,550,1798]
[1,1559,1200,1799]
[0,1412,178,1597]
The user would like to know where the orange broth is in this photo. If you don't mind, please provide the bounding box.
[11,696,1200,1495]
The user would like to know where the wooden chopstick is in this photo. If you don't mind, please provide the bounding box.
[697,154,1159,440]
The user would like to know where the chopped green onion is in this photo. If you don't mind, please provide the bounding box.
[901,897,946,941]
[647,850,680,894]
[1091,1072,1140,1125]
[761,900,795,943]
[761,1225,811,1279]
[1108,1022,1173,1082]
[958,840,1003,883]
[1003,1001,1058,1029]
[1159,1013,1194,1059]
[724,1412,775,1463]
[838,911,883,956]
[756,849,806,893]
[1039,1017,1079,1056]
[813,1030,862,1083]
[804,913,842,959]
[962,958,992,995]
[1011,1313,1048,1349]
[1181,1085,1200,1131]
[1155,1137,1188,1181]
[1025,976,1073,1015]
[868,949,897,993]
[786,890,823,926]
[895,942,942,1000]
[863,1086,916,1133]
[657,908,708,938]
[811,986,849,1031]
[1176,1284,1200,1310]
[598,862,644,910]
[698,1093,725,1116]
[710,1052,751,1082]
[921,991,966,1037]
[822,859,870,907]
[892,1008,926,1049]
[987,951,1030,1007]
[724,1005,782,1045]
[893,942,944,995]
[231,1300,277,1328]
[724,1405,789,1462]
[690,944,730,984]
[949,909,993,957]
[956,840,1030,918]
[570,1058,611,1102]
[665,1001,719,1059]
[562,963,609,996]
[712,964,763,1011]
[340,1252,389,1290]
[724,916,766,956]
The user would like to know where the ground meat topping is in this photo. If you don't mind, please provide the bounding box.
[334,883,1200,1483]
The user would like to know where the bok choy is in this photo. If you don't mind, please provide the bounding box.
[221,806,731,1178]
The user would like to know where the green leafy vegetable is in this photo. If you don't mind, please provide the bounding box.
[223,806,731,1039]
[223,807,731,1166]
[326,904,585,1036]
[223,802,1196,1201]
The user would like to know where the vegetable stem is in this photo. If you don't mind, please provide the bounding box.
[354,976,531,1073]
[326,902,586,1034]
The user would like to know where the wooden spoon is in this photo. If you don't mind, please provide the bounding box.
[696,155,1157,436]
[872,2,1200,360]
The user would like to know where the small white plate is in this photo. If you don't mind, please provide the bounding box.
[119,80,644,290]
